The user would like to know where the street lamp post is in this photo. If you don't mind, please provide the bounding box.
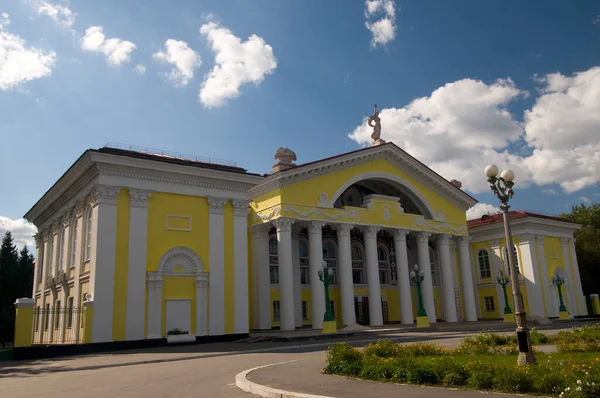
[318,261,337,334]
[485,164,536,365]
[552,272,569,319]
[409,264,429,328]
[496,270,514,323]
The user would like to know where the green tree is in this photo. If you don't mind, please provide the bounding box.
[0,231,19,309]
[17,246,35,299]
[561,203,600,295]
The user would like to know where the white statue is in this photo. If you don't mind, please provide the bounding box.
[368,104,386,146]
[272,147,297,172]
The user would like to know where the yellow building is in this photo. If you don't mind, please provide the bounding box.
[23,141,586,345]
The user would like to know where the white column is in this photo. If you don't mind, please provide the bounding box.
[207,197,226,335]
[489,240,507,315]
[232,200,250,334]
[535,235,554,317]
[32,234,42,298]
[37,232,49,343]
[71,199,85,343]
[146,275,163,338]
[416,232,436,323]
[195,275,208,336]
[569,238,587,315]
[125,189,151,341]
[250,224,271,330]
[516,234,545,318]
[337,223,357,327]
[393,229,413,324]
[274,217,295,331]
[457,236,477,321]
[364,226,383,326]
[89,185,120,343]
[292,232,303,328]
[437,234,458,322]
[560,238,577,315]
[308,221,325,329]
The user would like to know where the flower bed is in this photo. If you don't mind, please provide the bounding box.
[324,326,600,397]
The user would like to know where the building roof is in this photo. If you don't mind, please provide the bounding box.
[467,210,575,228]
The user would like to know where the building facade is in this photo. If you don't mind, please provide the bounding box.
[24,142,586,344]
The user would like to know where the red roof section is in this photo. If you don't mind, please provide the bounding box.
[467,210,573,228]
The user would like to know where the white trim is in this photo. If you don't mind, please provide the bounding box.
[233,210,249,334]
[166,215,192,231]
[209,205,225,335]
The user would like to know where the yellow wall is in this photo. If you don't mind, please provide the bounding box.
[112,189,130,341]
[162,276,196,335]
[478,287,500,319]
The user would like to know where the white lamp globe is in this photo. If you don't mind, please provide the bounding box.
[501,169,515,182]
[410,271,416,278]
[485,164,499,178]
[418,270,424,277]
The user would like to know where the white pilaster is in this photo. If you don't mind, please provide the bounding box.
[36,232,49,343]
[89,185,120,343]
[364,226,383,326]
[147,275,163,338]
[457,236,477,321]
[125,189,151,341]
[291,232,303,328]
[517,234,545,318]
[208,197,227,335]
[393,230,413,324]
[308,221,325,329]
[337,223,356,327]
[232,200,250,334]
[250,224,271,330]
[416,232,436,323]
[274,217,295,331]
[535,235,553,317]
[489,240,507,316]
[32,234,42,298]
[71,199,85,342]
[437,234,457,322]
[195,275,208,336]
[569,238,587,315]
[560,238,577,316]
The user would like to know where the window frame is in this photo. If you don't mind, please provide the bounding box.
[478,249,492,279]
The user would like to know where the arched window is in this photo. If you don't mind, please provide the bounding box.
[83,206,93,262]
[377,244,390,285]
[269,237,279,284]
[299,240,309,284]
[503,245,520,275]
[323,240,337,284]
[478,249,491,279]
[69,216,78,268]
[351,242,364,284]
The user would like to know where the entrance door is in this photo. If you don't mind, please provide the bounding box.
[354,297,370,325]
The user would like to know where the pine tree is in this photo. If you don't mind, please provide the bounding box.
[18,246,35,300]
[0,231,19,309]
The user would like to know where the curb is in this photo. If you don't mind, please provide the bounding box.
[235,360,334,398]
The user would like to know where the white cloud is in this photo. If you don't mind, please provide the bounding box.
[349,78,529,193]
[466,203,501,220]
[580,196,592,205]
[81,26,136,66]
[0,15,56,91]
[542,188,558,195]
[134,64,146,75]
[153,39,201,87]
[0,216,37,250]
[29,0,76,30]
[365,0,397,48]
[523,67,600,193]
[199,21,277,108]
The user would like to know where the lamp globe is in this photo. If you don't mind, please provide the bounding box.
[485,164,499,178]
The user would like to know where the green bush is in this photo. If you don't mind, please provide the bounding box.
[323,342,362,375]
[363,340,401,358]
[554,325,600,353]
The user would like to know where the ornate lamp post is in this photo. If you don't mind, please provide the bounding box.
[552,271,569,319]
[485,164,536,365]
[410,264,429,327]
[318,261,337,334]
[496,270,514,322]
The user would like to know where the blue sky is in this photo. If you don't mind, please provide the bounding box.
[1,0,599,248]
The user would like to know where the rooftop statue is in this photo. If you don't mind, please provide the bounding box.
[368,104,386,146]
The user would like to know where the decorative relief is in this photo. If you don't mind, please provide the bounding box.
[436,209,447,222]
[90,185,121,206]
[423,219,468,234]
[383,205,391,221]
[254,206,281,222]
[393,229,409,240]
[51,222,59,235]
[166,215,192,231]
[273,217,294,232]
[283,205,359,222]
[414,216,424,227]
[308,221,326,234]
[336,223,354,237]
[207,197,227,215]
[74,198,85,218]
[397,203,405,214]
[317,193,329,207]
[231,200,249,217]
[129,188,152,207]
[61,213,70,227]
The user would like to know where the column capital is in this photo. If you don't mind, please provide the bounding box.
[336,223,354,237]
[457,235,471,247]
[147,274,163,289]
[416,231,431,244]
[61,212,71,228]
[273,217,294,232]
[207,197,227,214]
[489,238,500,248]
[515,233,534,243]
[90,184,121,206]
[50,222,59,236]
[196,275,209,288]
[129,188,152,208]
[437,233,451,245]
[569,237,576,246]
[231,199,249,217]
[560,237,570,246]
[308,220,326,234]
[249,223,269,238]
[363,225,380,238]
[74,198,85,218]
[393,229,409,241]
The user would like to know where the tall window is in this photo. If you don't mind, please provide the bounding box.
[301,301,308,320]
[323,241,337,284]
[503,245,520,275]
[37,244,44,282]
[57,226,66,272]
[272,300,280,321]
[429,247,438,285]
[47,235,54,277]
[67,297,74,328]
[377,244,390,285]
[269,237,279,284]
[299,241,309,285]
[478,249,491,279]
[69,218,78,269]
[484,296,495,312]
[84,207,93,262]
[351,243,364,284]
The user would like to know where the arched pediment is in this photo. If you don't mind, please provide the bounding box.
[157,246,204,275]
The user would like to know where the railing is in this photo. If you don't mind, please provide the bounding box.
[103,142,238,167]
[0,307,15,349]
[33,307,84,345]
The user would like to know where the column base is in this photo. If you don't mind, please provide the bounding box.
[558,311,570,320]
[322,321,337,334]
[416,316,430,328]
[503,313,515,323]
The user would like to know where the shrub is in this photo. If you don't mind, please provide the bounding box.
[363,340,401,358]
[493,366,535,394]
[530,327,550,345]
[323,343,362,375]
